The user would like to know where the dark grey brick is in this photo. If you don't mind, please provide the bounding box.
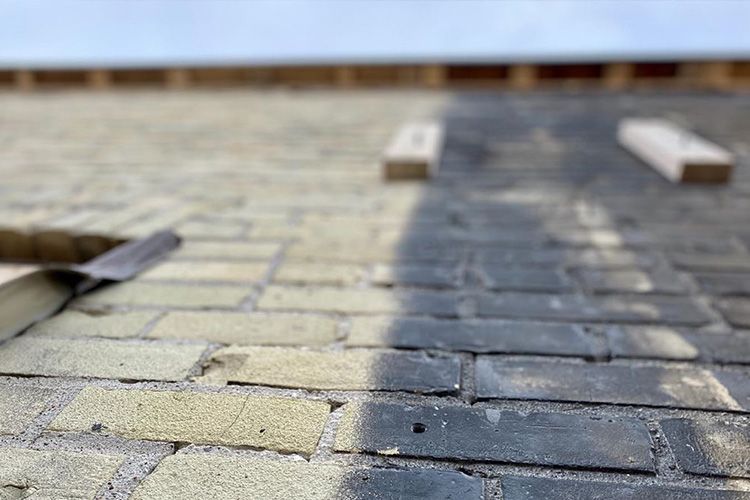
[476,266,572,292]
[475,358,744,411]
[695,273,750,296]
[500,476,750,500]
[607,326,699,360]
[577,268,689,295]
[340,466,483,499]
[713,370,750,411]
[686,332,750,364]
[661,418,750,479]
[335,401,654,472]
[371,263,459,288]
[477,248,658,269]
[477,293,712,326]
[348,317,605,358]
[396,237,465,262]
[670,252,750,272]
[716,298,750,328]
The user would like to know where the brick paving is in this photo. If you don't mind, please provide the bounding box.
[0,90,749,498]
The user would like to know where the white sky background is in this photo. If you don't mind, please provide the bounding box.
[1,0,749,67]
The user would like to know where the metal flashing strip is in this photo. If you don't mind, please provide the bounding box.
[0,230,180,342]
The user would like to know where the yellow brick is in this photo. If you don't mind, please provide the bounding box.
[147,311,338,346]
[0,337,206,381]
[175,241,281,259]
[140,260,268,283]
[131,454,350,499]
[77,282,250,308]
[51,387,330,455]
[274,262,364,285]
[0,447,123,499]
[26,310,157,338]
[257,285,400,313]
[0,384,57,435]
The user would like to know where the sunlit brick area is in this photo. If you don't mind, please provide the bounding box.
[1,89,750,498]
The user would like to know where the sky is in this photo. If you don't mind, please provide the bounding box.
[1,0,749,68]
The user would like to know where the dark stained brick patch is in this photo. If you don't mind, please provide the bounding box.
[477,293,713,325]
[661,418,750,479]
[716,298,750,328]
[695,273,750,296]
[475,358,747,411]
[336,401,654,472]
[500,476,750,500]
[348,316,604,358]
[475,266,572,292]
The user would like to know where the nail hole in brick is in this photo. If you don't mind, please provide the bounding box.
[411,422,427,433]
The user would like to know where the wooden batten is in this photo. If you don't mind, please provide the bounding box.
[15,70,35,91]
[422,65,446,88]
[87,69,112,89]
[509,65,537,90]
[617,118,734,184]
[382,122,445,180]
[165,68,191,89]
[336,67,356,87]
[604,63,633,90]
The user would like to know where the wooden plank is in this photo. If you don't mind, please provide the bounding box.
[165,68,191,89]
[422,65,446,88]
[336,67,356,87]
[382,122,444,180]
[509,64,537,90]
[604,63,633,90]
[87,69,112,89]
[617,118,733,183]
[703,61,733,90]
[15,70,35,91]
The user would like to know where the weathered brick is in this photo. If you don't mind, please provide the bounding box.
[711,370,750,413]
[274,262,364,286]
[175,240,281,259]
[177,220,245,239]
[50,387,329,455]
[670,252,750,272]
[686,332,750,364]
[371,263,459,288]
[0,384,57,435]
[347,316,603,357]
[475,358,745,410]
[258,285,458,316]
[0,447,123,499]
[716,298,750,328]
[202,346,460,393]
[577,268,689,294]
[148,311,338,346]
[131,453,482,499]
[78,282,250,308]
[140,260,268,283]
[478,293,712,325]
[661,418,750,479]
[607,326,699,360]
[334,401,653,471]
[476,267,571,292]
[477,248,658,268]
[26,310,157,339]
[0,337,206,381]
[286,238,462,263]
[500,475,748,500]
[695,273,750,296]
